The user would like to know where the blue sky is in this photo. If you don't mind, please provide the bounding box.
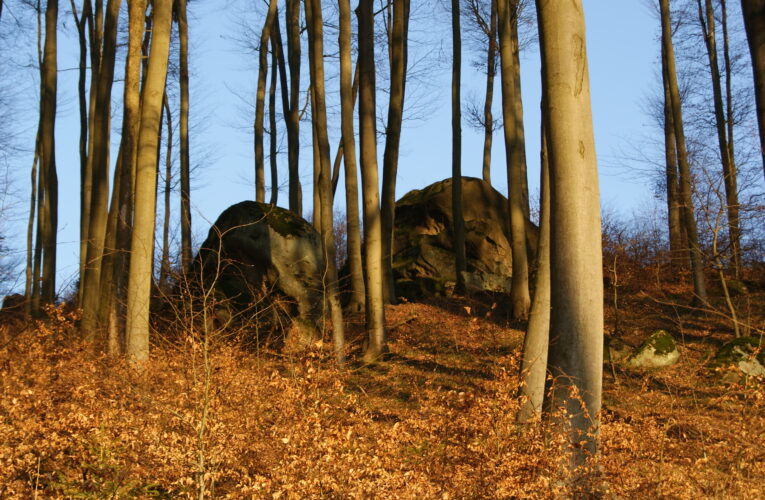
[2,0,664,295]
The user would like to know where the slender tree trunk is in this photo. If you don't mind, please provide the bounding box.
[178,0,192,270]
[40,0,59,306]
[81,0,121,342]
[537,0,603,470]
[71,0,89,294]
[662,44,685,264]
[380,0,410,304]
[286,0,303,215]
[451,0,467,295]
[269,30,279,206]
[126,0,174,364]
[498,0,530,319]
[30,0,44,316]
[26,135,40,315]
[331,64,360,197]
[358,0,386,362]
[511,13,531,223]
[338,0,365,313]
[518,108,550,424]
[255,0,278,203]
[698,0,741,274]
[159,94,172,289]
[482,0,498,184]
[305,0,346,363]
[661,0,709,306]
[740,0,765,179]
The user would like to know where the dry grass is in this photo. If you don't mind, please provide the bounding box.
[0,292,763,498]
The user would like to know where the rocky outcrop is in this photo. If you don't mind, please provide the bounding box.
[391,177,537,299]
[193,201,323,349]
[711,337,765,382]
[625,330,680,369]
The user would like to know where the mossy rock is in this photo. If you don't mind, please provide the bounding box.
[710,337,765,381]
[626,330,680,369]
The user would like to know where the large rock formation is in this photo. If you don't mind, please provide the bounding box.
[193,201,323,348]
[392,177,538,299]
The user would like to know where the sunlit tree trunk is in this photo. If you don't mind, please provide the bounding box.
[357,0,386,362]
[380,0,410,304]
[71,0,89,290]
[740,0,765,180]
[25,134,40,315]
[178,0,192,270]
[482,0,498,184]
[517,107,550,424]
[339,0,365,312]
[498,0,530,319]
[661,43,685,264]
[269,30,278,206]
[537,0,604,469]
[81,0,121,342]
[286,0,303,215]
[697,0,740,274]
[255,0,278,203]
[159,94,172,289]
[451,0,467,294]
[126,0,173,364]
[661,0,708,306]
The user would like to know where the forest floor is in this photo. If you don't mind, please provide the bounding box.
[0,279,764,499]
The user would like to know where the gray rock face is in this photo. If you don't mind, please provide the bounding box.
[711,337,765,382]
[193,201,322,348]
[626,330,680,369]
[392,177,538,299]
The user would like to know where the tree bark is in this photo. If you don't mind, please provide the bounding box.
[357,0,387,362]
[380,0,410,304]
[338,0,365,313]
[661,0,709,306]
[126,0,174,364]
[697,0,740,274]
[269,28,279,206]
[71,0,89,292]
[159,93,172,289]
[25,134,40,315]
[498,0,530,319]
[740,0,765,180]
[482,0,497,184]
[286,0,303,215]
[178,0,192,271]
[81,0,121,342]
[451,0,467,295]
[661,43,685,265]
[306,0,346,363]
[537,0,604,469]
[255,0,278,203]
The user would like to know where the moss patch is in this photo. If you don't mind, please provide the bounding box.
[261,204,313,238]
[644,330,677,356]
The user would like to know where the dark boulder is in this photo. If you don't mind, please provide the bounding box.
[392,177,538,299]
[192,201,323,349]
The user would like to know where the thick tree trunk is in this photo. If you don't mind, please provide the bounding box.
[482,0,498,184]
[662,44,685,263]
[380,0,410,304]
[661,0,709,306]
[517,109,550,424]
[286,0,303,215]
[40,0,59,306]
[178,0,192,271]
[740,0,765,180]
[537,0,604,469]
[498,0,530,319]
[357,0,387,362]
[81,0,121,342]
[451,0,467,295]
[698,0,741,274]
[255,0,278,203]
[306,0,346,363]
[125,0,173,364]
[338,0,365,313]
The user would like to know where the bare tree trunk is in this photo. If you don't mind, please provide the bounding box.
[269,29,279,206]
[661,0,709,306]
[178,0,192,271]
[255,0,278,203]
[25,135,40,314]
[81,0,122,342]
[698,0,741,274]
[126,0,173,365]
[331,64,359,196]
[511,12,530,223]
[498,0,530,319]
[286,0,303,215]
[159,93,172,289]
[537,0,604,471]
[71,0,89,293]
[517,106,550,424]
[740,0,765,180]
[380,0,410,304]
[339,0,365,313]
[662,43,685,264]
[40,0,59,306]
[451,0,467,295]
[305,0,346,363]
[482,0,497,184]
[358,0,386,362]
